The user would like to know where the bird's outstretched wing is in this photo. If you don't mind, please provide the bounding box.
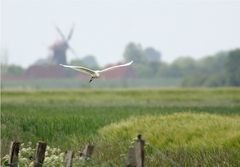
[99,61,133,73]
[60,64,96,76]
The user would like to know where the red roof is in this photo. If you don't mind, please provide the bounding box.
[100,63,136,79]
[1,74,28,81]
[25,65,66,78]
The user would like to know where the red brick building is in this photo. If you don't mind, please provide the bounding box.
[25,65,66,78]
[99,63,136,79]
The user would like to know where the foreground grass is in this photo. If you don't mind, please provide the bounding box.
[1,88,240,166]
[100,113,240,149]
[98,113,240,166]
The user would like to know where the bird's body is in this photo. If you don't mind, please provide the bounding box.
[60,61,133,82]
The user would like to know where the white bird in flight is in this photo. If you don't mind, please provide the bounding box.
[60,61,133,83]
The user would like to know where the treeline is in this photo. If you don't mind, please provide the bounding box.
[1,42,240,87]
[122,42,240,87]
[181,49,240,87]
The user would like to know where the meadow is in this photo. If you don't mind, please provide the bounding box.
[1,78,181,89]
[1,88,240,166]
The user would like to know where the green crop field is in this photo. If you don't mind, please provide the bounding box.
[1,78,182,89]
[1,88,240,166]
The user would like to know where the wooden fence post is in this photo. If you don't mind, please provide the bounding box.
[126,134,145,167]
[33,141,47,167]
[6,141,20,167]
[126,147,136,167]
[80,144,94,160]
[135,135,145,167]
[64,150,74,167]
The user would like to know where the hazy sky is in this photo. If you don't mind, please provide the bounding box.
[1,0,240,67]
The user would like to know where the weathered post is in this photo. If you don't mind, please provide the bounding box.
[126,134,145,167]
[64,150,74,167]
[33,141,47,167]
[135,135,145,167]
[126,147,136,167]
[80,144,94,160]
[7,141,20,167]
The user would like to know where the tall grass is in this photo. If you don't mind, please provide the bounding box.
[98,113,240,166]
[1,88,240,166]
[100,113,240,149]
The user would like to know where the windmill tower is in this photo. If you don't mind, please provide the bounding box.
[49,25,76,65]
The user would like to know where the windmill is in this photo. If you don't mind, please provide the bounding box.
[49,24,77,65]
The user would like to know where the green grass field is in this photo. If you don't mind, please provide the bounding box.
[1,78,181,89]
[1,88,240,166]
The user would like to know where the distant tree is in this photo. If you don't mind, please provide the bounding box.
[70,55,99,69]
[225,49,240,86]
[133,63,149,77]
[6,64,25,76]
[203,73,226,87]
[144,47,161,62]
[181,49,240,87]
[165,57,196,78]
[123,42,164,78]
[70,59,84,65]
[156,62,169,77]
[182,74,207,87]
[197,51,228,74]
[172,56,196,69]
[1,49,25,76]
[0,48,9,74]
[148,62,161,77]
[81,55,99,69]
[123,42,146,64]
[132,62,161,78]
